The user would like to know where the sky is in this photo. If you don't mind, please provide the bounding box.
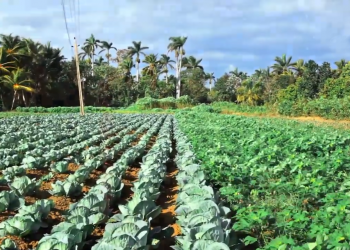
[1,0,350,78]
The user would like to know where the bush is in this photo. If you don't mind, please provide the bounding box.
[190,104,221,113]
[15,106,116,113]
[132,96,194,110]
[277,97,350,119]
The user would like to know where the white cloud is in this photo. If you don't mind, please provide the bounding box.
[1,0,350,76]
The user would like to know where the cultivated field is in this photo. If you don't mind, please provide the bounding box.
[176,111,350,249]
[0,113,234,250]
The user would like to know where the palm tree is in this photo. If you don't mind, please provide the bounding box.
[99,41,117,65]
[158,54,175,84]
[334,59,348,76]
[78,46,94,62]
[142,54,161,89]
[0,48,15,74]
[236,79,263,105]
[120,57,134,82]
[205,72,215,91]
[83,34,101,76]
[94,56,106,66]
[183,56,204,70]
[229,67,248,80]
[21,42,64,105]
[168,36,187,98]
[127,41,149,83]
[1,68,35,109]
[271,54,296,74]
[291,59,305,77]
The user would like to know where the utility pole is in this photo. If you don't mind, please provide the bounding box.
[72,37,85,116]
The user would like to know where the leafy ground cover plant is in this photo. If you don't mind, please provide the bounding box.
[176,111,350,249]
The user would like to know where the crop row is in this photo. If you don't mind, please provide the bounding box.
[176,111,350,249]
[0,114,167,249]
[91,115,174,249]
[0,114,143,168]
[172,119,237,249]
[34,115,167,249]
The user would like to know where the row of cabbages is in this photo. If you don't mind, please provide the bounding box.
[0,115,144,184]
[172,120,239,250]
[91,115,174,250]
[0,114,141,169]
[0,114,121,153]
[48,116,159,197]
[0,115,164,242]
[33,115,167,250]
[0,115,151,217]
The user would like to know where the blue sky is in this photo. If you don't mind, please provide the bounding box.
[1,0,350,78]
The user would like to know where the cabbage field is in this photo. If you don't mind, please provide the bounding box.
[1,112,349,250]
[0,113,234,250]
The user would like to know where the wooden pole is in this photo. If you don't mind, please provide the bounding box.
[73,37,85,116]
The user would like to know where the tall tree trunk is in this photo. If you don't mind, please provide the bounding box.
[0,93,6,111]
[22,91,27,107]
[136,61,139,82]
[165,71,168,84]
[107,49,110,65]
[176,48,183,98]
[11,91,17,110]
[174,54,179,98]
[91,51,95,76]
[209,79,212,91]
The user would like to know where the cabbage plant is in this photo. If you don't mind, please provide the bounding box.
[0,190,24,213]
[2,166,25,181]
[9,176,41,196]
[50,179,83,197]
[17,199,54,220]
[49,161,69,173]
[0,238,18,250]
[118,194,161,221]
[92,216,161,250]
[0,214,40,237]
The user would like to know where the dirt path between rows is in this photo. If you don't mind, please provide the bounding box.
[0,129,145,250]
[221,110,350,130]
[151,140,180,250]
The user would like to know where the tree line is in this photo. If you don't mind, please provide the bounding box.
[0,33,349,111]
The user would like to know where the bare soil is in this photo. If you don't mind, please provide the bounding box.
[0,130,146,249]
[151,141,180,250]
[83,134,159,249]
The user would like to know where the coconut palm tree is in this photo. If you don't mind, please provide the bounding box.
[94,56,106,66]
[78,46,94,62]
[142,54,162,89]
[99,41,117,65]
[120,57,134,83]
[21,42,64,105]
[183,56,204,70]
[158,54,175,84]
[83,34,101,76]
[127,41,149,83]
[229,67,248,80]
[0,48,15,74]
[1,68,35,109]
[291,59,305,77]
[168,36,187,98]
[271,54,296,74]
[334,59,348,76]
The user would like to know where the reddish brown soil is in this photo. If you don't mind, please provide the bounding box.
[151,150,180,250]
[0,129,150,248]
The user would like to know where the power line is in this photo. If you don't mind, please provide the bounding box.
[77,0,81,43]
[61,0,73,52]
